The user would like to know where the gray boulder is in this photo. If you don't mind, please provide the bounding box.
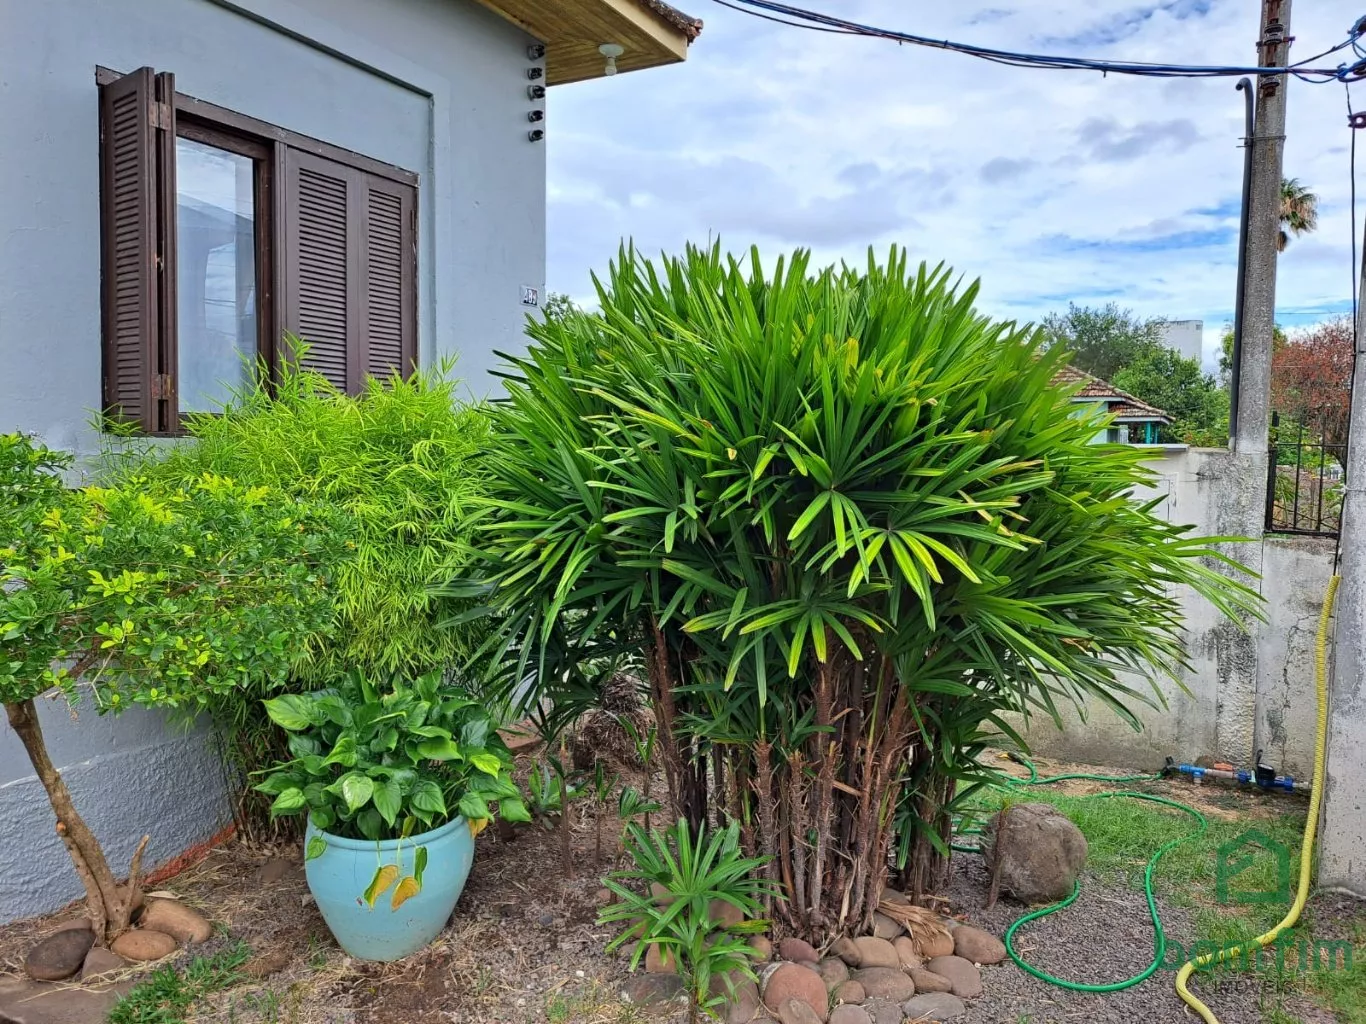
[983,801,1087,903]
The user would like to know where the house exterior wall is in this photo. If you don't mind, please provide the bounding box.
[0,0,544,923]
[1016,447,1335,779]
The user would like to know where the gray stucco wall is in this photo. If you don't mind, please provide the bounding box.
[0,0,545,923]
[1,697,234,923]
[1017,447,1336,779]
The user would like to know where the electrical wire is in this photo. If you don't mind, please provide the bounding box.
[710,0,1365,83]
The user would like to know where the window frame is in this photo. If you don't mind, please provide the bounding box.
[95,66,420,435]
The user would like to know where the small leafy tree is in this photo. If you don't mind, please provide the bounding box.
[1111,347,1227,444]
[1042,301,1165,380]
[459,245,1259,942]
[1,433,344,942]
[1272,314,1352,462]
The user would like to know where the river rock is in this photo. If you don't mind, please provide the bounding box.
[752,935,775,960]
[830,937,863,967]
[139,900,212,944]
[645,943,677,974]
[864,998,906,1024]
[25,927,95,981]
[951,925,1005,965]
[902,992,966,1021]
[723,977,762,1024]
[880,887,910,906]
[780,998,826,1024]
[763,963,828,1020]
[816,958,849,990]
[779,937,821,964]
[923,956,981,999]
[620,973,683,1005]
[983,802,1087,903]
[919,929,955,959]
[851,967,915,1002]
[81,947,127,981]
[852,937,899,969]
[892,936,922,969]
[907,968,952,994]
[833,979,866,1005]
[830,1005,873,1024]
[110,929,177,962]
[710,898,746,929]
[872,913,902,940]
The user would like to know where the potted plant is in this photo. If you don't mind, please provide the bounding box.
[255,670,528,960]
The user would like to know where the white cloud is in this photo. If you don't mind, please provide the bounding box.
[547,0,1361,373]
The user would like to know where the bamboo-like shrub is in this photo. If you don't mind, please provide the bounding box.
[463,244,1258,942]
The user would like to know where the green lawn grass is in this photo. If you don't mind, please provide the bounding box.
[964,777,1365,1022]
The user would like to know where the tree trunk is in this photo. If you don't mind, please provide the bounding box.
[5,699,147,943]
[898,754,955,904]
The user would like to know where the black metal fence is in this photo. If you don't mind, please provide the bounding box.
[1266,417,1346,536]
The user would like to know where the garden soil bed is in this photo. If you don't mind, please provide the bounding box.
[0,754,1346,1024]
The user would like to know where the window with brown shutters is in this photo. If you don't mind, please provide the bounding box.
[281,151,417,393]
[97,66,419,434]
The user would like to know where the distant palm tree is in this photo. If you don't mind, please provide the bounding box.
[1278,177,1318,251]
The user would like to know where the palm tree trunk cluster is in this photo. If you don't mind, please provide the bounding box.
[645,626,949,943]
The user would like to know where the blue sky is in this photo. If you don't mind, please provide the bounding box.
[545,0,1361,371]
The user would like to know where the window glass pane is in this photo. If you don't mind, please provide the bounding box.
[176,138,257,413]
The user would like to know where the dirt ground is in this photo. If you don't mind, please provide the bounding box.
[0,753,1354,1024]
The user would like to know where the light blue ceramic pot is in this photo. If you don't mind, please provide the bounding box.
[304,815,474,961]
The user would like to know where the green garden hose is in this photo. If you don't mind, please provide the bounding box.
[959,756,1210,992]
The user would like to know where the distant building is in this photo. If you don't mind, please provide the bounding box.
[1160,320,1204,363]
[1052,365,1173,445]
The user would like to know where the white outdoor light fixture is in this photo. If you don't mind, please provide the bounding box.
[599,43,624,76]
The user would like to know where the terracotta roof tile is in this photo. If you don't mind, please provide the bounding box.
[1050,364,1170,421]
[636,0,703,39]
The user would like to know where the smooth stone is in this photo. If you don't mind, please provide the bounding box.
[830,937,863,968]
[892,936,922,970]
[620,973,684,1005]
[752,935,775,961]
[923,957,981,1000]
[0,976,125,1024]
[645,942,677,974]
[780,998,825,1024]
[850,967,915,1002]
[880,887,910,906]
[778,937,821,964]
[901,992,966,1021]
[711,898,747,929]
[139,900,212,945]
[51,918,95,934]
[80,947,127,982]
[907,968,952,994]
[762,963,829,1021]
[851,937,899,970]
[110,930,177,962]
[833,980,866,1005]
[950,925,1005,966]
[919,930,955,959]
[830,1005,873,1024]
[872,913,903,940]
[723,977,762,1024]
[816,958,849,990]
[864,998,906,1024]
[25,928,95,981]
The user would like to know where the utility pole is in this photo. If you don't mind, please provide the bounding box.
[1320,149,1366,898]
[1232,0,1291,456]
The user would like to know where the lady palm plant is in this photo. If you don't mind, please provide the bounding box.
[454,243,1259,942]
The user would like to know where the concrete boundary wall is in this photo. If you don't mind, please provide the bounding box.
[1019,447,1335,777]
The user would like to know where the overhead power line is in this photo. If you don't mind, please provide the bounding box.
[710,1,1366,83]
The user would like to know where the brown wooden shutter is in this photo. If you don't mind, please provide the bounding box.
[99,67,176,432]
[282,150,416,394]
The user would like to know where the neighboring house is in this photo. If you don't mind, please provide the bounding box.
[1051,365,1172,446]
[0,0,699,924]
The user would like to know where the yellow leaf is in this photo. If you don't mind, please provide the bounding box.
[362,864,399,907]
[468,817,490,839]
[390,876,420,910]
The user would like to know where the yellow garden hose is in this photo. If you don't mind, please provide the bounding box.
[1175,574,1340,1022]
